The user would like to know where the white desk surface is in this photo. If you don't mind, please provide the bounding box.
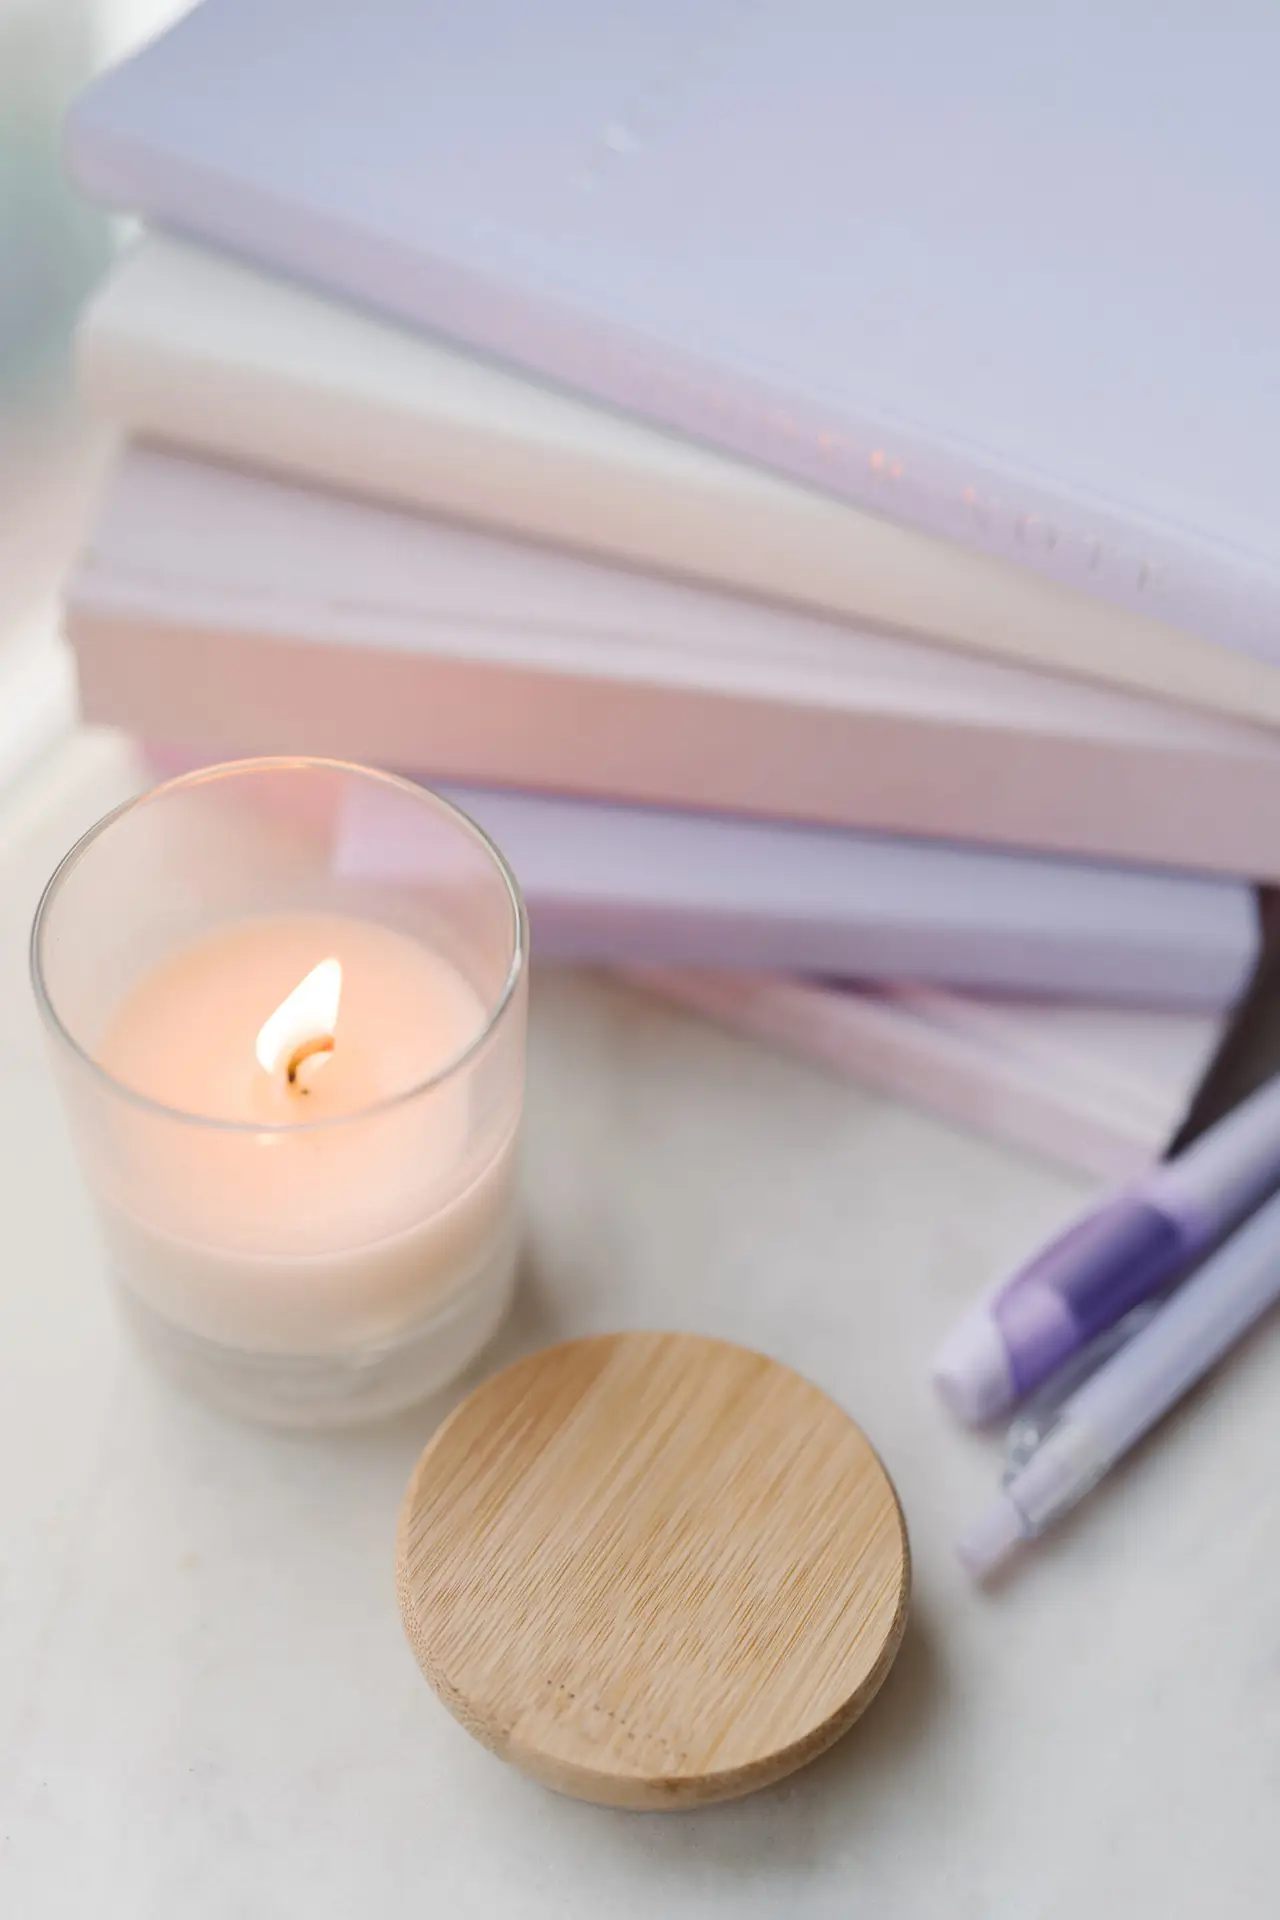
[2,730,1276,1918]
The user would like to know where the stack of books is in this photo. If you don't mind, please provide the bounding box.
[58,0,1280,1176]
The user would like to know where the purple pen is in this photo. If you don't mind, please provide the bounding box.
[933,1070,1280,1424]
[957,1184,1280,1578]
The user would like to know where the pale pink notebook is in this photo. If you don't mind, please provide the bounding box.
[69,448,1280,880]
[626,971,1224,1181]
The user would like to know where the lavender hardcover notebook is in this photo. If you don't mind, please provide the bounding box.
[142,741,1254,1005]
[70,0,1280,655]
[330,778,1254,1008]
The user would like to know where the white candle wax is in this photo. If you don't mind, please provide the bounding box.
[83,912,521,1356]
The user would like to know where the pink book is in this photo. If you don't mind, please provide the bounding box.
[626,971,1225,1181]
[69,448,1280,881]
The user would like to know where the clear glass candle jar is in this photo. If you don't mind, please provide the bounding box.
[31,758,527,1427]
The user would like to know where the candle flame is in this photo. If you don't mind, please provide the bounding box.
[255,957,343,1082]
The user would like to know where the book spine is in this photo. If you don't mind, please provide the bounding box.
[556,330,1280,668]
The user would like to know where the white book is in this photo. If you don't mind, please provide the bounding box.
[69,0,1280,657]
[67,448,1280,882]
[626,971,1225,1182]
[78,235,1280,729]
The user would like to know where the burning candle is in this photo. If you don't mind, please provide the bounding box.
[32,761,527,1426]
[256,954,343,1091]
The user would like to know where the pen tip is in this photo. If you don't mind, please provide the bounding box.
[957,1495,1027,1581]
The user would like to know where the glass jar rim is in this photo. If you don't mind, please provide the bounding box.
[29,756,529,1135]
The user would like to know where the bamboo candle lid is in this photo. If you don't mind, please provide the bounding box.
[396,1331,910,1809]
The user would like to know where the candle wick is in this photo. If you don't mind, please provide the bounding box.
[285,1035,335,1093]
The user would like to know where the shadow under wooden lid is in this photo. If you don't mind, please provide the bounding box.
[396,1330,910,1810]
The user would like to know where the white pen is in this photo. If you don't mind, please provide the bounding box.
[958,1186,1280,1579]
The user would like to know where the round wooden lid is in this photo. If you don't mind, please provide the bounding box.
[396,1331,910,1809]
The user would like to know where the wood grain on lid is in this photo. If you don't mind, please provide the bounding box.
[396,1331,909,1808]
